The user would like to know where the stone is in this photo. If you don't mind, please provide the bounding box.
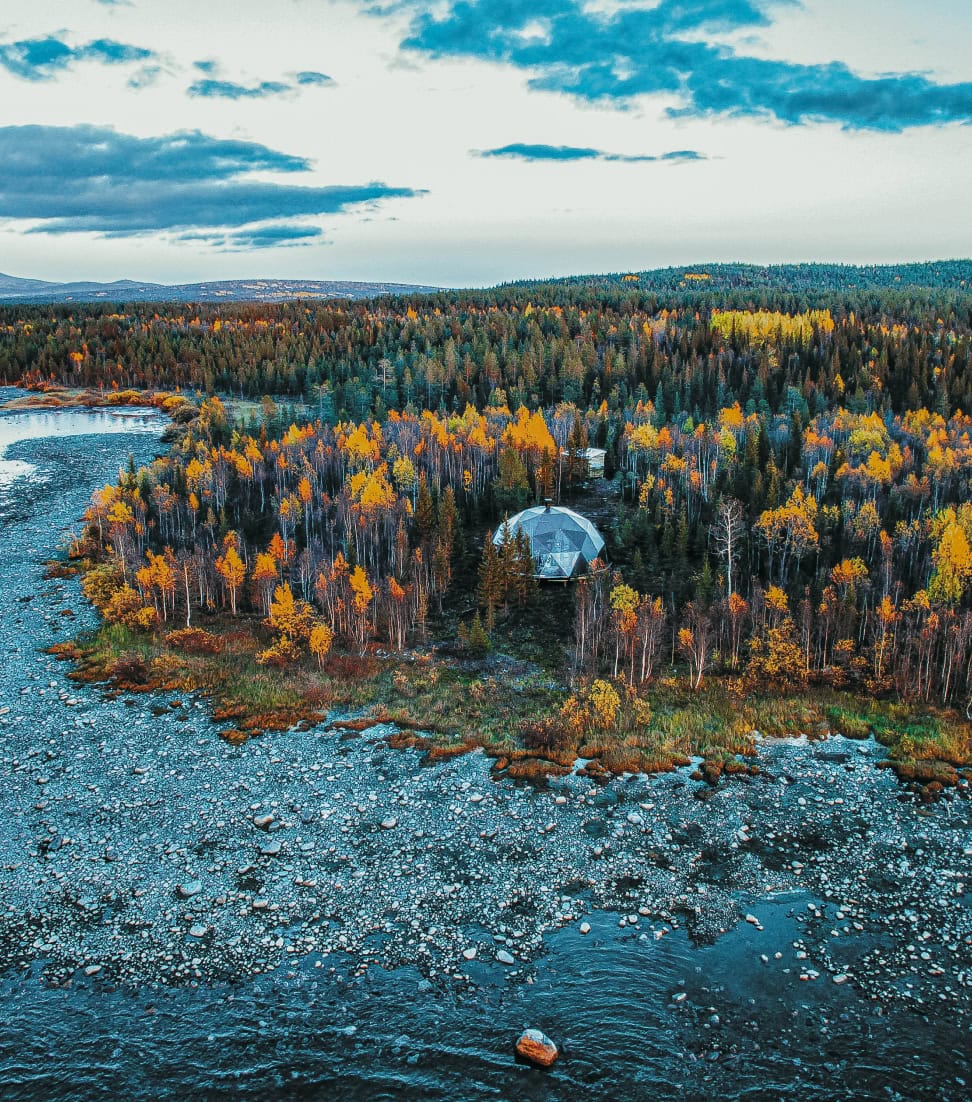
[496,949,515,965]
[189,924,208,938]
[462,947,477,960]
[176,880,202,899]
[579,922,591,935]
[515,1029,559,1068]
[260,839,282,856]
[253,814,274,830]
[380,817,398,830]
[84,964,102,976]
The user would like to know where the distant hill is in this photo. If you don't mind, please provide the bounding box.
[506,261,972,295]
[2,262,970,306]
[0,274,441,304]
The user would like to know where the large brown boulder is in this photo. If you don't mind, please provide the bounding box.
[515,1029,559,1068]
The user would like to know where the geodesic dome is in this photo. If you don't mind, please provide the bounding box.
[494,504,605,580]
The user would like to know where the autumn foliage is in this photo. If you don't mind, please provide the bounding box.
[36,280,972,720]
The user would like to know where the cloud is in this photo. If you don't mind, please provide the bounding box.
[294,70,335,87]
[229,225,325,246]
[177,224,326,250]
[127,65,163,90]
[477,142,706,162]
[0,125,423,246]
[382,0,972,131]
[187,70,335,99]
[188,78,292,99]
[0,35,154,81]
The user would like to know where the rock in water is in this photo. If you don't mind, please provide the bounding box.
[515,1029,559,1068]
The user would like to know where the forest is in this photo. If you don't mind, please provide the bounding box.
[5,262,972,788]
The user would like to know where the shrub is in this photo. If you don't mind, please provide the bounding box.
[392,669,414,697]
[256,637,303,667]
[109,653,150,685]
[81,563,125,611]
[165,627,225,654]
[520,716,573,754]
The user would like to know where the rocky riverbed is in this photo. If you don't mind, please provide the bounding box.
[1,403,970,1100]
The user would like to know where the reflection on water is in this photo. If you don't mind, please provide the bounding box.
[0,407,166,485]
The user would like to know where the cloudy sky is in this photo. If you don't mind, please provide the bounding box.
[1,0,970,286]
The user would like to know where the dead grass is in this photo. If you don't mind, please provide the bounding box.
[1,386,176,411]
[56,605,972,792]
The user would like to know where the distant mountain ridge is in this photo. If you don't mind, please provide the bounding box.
[510,260,972,294]
[0,273,441,304]
[2,261,971,305]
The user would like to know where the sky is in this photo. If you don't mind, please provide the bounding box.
[0,0,970,286]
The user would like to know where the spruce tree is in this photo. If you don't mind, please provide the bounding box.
[477,532,503,630]
[468,610,490,656]
[415,474,435,541]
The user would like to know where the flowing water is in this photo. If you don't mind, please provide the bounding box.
[0,397,969,1101]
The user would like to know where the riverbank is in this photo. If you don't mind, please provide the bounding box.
[0,432,967,999]
[52,607,972,794]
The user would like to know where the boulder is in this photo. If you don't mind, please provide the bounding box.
[515,1029,559,1068]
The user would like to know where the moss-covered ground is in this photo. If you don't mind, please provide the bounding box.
[50,595,972,796]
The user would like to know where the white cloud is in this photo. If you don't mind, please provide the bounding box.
[0,0,968,284]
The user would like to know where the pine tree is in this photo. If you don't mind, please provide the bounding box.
[512,528,537,606]
[498,520,518,611]
[493,447,530,514]
[437,485,459,555]
[415,473,435,541]
[468,610,490,656]
[477,532,503,630]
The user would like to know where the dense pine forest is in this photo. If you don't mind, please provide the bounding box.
[5,262,972,780]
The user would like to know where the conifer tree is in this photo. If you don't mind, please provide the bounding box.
[477,532,503,630]
[415,473,435,542]
[468,610,490,656]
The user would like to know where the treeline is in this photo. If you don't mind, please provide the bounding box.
[507,260,972,296]
[74,378,972,707]
[2,280,971,419]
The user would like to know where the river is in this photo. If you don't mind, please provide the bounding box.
[0,396,969,1101]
